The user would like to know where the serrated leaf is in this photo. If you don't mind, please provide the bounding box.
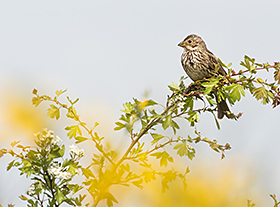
[55,189,66,204]
[203,86,213,94]
[105,192,119,207]
[32,97,43,107]
[47,104,60,120]
[32,88,38,95]
[227,62,232,68]
[151,151,173,167]
[201,81,218,88]
[252,87,267,100]
[55,89,67,96]
[162,115,172,130]
[168,82,180,91]
[185,166,190,174]
[174,142,188,157]
[187,148,196,160]
[65,125,82,139]
[142,171,156,183]
[230,87,241,101]
[114,122,125,131]
[75,136,88,144]
[7,160,15,171]
[19,195,28,201]
[274,69,280,84]
[171,120,180,134]
[0,149,7,158]
[66,106,79,120]
[146,99,158,106]
[229,84,245,102]
[151,133,164,144]
[132,179,143,189]
[81,168,95,179]
[121,102,134,113]
[187,111,199,125]
[10,141,20,147]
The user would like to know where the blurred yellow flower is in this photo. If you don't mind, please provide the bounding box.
[1,91,50,140]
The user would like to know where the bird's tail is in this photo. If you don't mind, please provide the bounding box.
[216,98,233,119]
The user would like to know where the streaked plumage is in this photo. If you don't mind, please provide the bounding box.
[178,34,232,119]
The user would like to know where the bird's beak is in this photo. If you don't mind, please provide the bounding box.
[178,42,185,48]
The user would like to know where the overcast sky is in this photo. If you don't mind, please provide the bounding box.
[0,0,280,206]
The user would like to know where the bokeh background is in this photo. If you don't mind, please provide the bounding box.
[1,0,280,206]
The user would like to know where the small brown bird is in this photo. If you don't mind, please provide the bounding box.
[178,34,232,119]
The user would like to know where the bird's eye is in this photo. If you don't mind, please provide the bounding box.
[188,40,192,43]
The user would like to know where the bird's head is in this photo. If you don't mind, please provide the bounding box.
[178,34,207,52]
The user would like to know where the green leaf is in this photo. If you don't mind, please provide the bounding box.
[49,145,65,158]
[162,115,172,130]
[10,140,20,147]
[146,99,158,106]
[81,168,95,179]
[187,148,196,160]
[151,133,165,144]
[161,170,177,193]
[0,149,7,158]
[105,192,119,207]
[151,151,173,167]
[184,98,193,110]
[274,68,280,84]
[185,166,190,174]
[19,195,28,201]
[58,145,65,157]
[55,89,67,96]
[75,136,88,144]
[56,189,66,204]
[31,97,43,107]
[47,104,60,120]
[252,87,267,100]
[142,171,156,183]
[66,106,79,120]
[114,121,125,131]
[229,84,245,102]
[121,102,134,113]
[227,62,232,68]
[93,132,104,142]
[125,122,132,133]
[132,179,143,190]
[174,142,189,157]
[168,82,180,91]
[201,81,218,88]
[203,86,213,95]
[65,125,82,139]
[171,120,180,134]
[252,87,271,104]
[186,111,199,126]
[7,160,15,171]
[32,88,38,95]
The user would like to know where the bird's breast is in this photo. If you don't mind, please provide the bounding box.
[181,51,211,81]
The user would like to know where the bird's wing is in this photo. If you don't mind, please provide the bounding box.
[207,50,227,76]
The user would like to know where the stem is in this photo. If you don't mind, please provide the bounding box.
[45,97,115,166]
[93,196,101,207]
[113,102,176,172]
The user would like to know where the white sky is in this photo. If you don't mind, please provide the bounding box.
[0,0,280,206]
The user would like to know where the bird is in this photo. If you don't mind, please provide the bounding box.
[178,34,232,119]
